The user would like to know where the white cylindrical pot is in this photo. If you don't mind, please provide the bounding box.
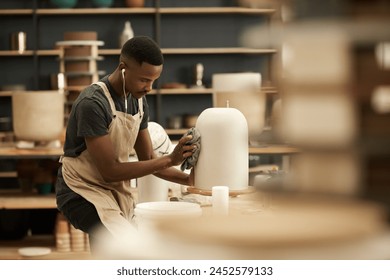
[212,186,229,216]
[137,175,170,203]
[137,122,173,203]
[12,91,64,141]
[195,108,248,191]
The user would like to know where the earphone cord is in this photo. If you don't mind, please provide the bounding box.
[122,72,128,113]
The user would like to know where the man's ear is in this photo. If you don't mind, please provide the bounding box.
[119,61,126,71]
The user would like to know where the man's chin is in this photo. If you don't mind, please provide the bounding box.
[131,92,146,99]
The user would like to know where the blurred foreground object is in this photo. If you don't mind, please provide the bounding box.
[241,0,390,205]
[93,193,390,260]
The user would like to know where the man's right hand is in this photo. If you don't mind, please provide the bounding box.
[168,134,197,166]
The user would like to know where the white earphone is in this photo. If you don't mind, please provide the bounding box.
[121,68,128,113]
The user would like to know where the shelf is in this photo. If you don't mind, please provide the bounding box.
[97,48,277,55]
[158,7,276,15]
[0,50,35,56]
[162,48,277,55]
[0,91,13,97]
[152,88,213,95]
[0,48,276,57]
[0,87,277,95]
[0,171,17,178]
[98,49,119,56]
[0,147,63,159]
[0,9,33,15]
[153,87,277,95]
[0,193,56,209]
[249,145,300,154]
[36,7,156,15]
[249,164,279,173]
[0,7,275,16]
[0,50,58,56]
[36,49,61,56]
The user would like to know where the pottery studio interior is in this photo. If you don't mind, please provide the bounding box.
[0,0,389,261]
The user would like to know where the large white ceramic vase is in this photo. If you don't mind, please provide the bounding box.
[195,107,248,191]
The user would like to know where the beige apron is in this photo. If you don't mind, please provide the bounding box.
[61,82,143,238]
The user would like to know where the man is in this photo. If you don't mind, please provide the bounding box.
[55,36,196,244]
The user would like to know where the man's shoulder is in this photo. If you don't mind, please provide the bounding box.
[76,84,109,107]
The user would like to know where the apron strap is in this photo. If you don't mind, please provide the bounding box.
[96,81,144,120]
[95,82,117,116]
[138,97,144,120]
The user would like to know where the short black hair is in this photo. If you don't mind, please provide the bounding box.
[120,36,163,66]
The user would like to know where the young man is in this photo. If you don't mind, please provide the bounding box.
[55,36,196,244]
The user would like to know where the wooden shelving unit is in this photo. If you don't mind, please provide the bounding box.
[1,3,278,125]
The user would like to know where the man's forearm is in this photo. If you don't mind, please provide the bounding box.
[154,167,190,186]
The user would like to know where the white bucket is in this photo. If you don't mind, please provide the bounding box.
[134,201,202,233]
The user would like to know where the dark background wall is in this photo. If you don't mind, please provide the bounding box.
[0,0,270,128]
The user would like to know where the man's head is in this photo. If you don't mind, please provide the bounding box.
[119,36,163,99]
[120,36,164,66]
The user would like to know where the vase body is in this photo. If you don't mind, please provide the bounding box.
[195,108,248,191]
[119,21,134,48]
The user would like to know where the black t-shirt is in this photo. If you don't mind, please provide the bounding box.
[63,75,149,157]
[56,75,149,210]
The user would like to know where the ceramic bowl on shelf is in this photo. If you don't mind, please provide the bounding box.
[50,0,78,8]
